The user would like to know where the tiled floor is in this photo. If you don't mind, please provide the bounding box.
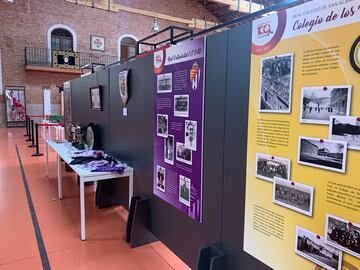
[0,128,191,270]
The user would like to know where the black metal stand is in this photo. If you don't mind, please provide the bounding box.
[32,123,43,157]
[24,115,29,136]
[196,246,228,270]
[28,120,36,148]
[26,117,32,141]
[126,195,156,248]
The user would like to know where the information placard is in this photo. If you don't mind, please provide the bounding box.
[244,0,360,269]
[153,38,205,223]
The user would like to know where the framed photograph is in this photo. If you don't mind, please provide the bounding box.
[273,177,314,216]
[329,116,360,150]
[157,73,172,93]
[119,69,129,105]
[174,95,189,117]
[179,175,191,207]
[297,137,347,173]
[185,120,197,151]
[90,86,102,111]
[176,142,192,165]
[157,114,168,138]
[255,153,291,182]
[300,85,351,125]
[156,165,165,192]
[90,35,105,51]
[325,214,360,259]
[295,226,342,270]
[5,86,26,127]
[259,53,294,113]
[164,135,174,165]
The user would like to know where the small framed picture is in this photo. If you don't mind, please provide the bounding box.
[255,153,291,182]
[329,116,360,150]
[157,114,168,138]
[325,214,360,259]
[174,95,189,117]
[176,142,192,165]
[164,135,174,165]
[300,85,351,125]
[90,86,102,111]
[157,73,172,93]
[185,120,197,151]
[179,175,191,207]
[90,35,105,51]
[273,177,314,217]
[297,136,347,173]
[259,53,294,113]
[156,165,166,192]
[295,226,342,270]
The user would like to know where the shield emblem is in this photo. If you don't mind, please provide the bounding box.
[119,69,129,105]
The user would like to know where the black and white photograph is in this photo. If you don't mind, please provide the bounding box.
[329,116,360,150]
[273,177,314,217]
[157,73,172,93]
[259,53,294,113]
[185,120,197,151]
[179,175,191,207]
[295,226,342,270]
[176,142,192,165]
[157,114,168,138]
[90,86,102,111]
[255,153,291,182]
[325,214,360,259]
[298,137,347,173]
[164,135,174,165]
[174,95,189,117]
[300,85,351,125]
[156,165,165,192]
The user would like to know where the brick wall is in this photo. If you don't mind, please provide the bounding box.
[0,0,216,127]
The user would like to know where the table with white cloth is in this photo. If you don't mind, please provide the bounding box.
[45,140,134,240]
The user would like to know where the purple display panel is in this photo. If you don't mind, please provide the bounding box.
[153,37,205,223]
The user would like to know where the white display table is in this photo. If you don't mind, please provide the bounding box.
[45,140,134,240]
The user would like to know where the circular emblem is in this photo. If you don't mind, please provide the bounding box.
[350,36,360,74]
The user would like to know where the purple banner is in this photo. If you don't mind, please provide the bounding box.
[153,37,205,223]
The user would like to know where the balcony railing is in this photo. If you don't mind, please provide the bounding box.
[25,47,118,70]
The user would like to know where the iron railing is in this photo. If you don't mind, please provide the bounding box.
[25,47,118,69]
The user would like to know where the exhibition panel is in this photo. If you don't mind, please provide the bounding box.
[244,0,360,269]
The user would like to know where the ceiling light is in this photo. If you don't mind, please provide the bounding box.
[3,0,15,4]
[152,18,160,33]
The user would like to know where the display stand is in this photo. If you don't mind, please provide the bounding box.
[196,246,228,270]
[126,195,156,248]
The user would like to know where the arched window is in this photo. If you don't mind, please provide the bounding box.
[51,28,73,51]
[118,35,138,61]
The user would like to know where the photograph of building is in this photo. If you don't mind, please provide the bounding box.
[330,116,360,150]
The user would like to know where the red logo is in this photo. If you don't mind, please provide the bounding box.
[257,23,273,36]
[155,55,162,63]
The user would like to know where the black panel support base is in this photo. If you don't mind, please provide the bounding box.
[32,153,44,157]
[196,245,228,270]
[28,145,36,148]
[126,195,156,248]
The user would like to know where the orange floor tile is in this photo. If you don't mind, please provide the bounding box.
[0,128,191,270]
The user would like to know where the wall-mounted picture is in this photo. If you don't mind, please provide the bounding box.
[176,142,192,165]
[185,120,197,151]
[255,153,291,182]
[329,116,360,150]
[259,53,294,113]
[190,62,201,90]
[300,85,351,125]
[295,226,342,270]
[298,137,347,173]
[174,95,189,117]
[90,35,105,51]
[179,175,191,207]
[273,177,314,217]
[119,69,129,105]
[157,73,172,93]
[157,114,168,138]
[156,165,165,192]
[164,135,174,165]
[90,86,102,111]
[5,86,26,127]
[325,214,360,259]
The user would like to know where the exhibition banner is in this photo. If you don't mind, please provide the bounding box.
[244,0,360,269]
[153,37,205,223]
